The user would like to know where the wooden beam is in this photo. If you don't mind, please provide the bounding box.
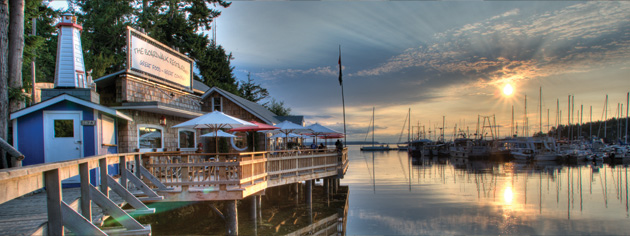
[99,158,108,197]
[44,169,63,236]
[89,185,145,230]
[79,163,91,222]
[61,201,106,235]
[106,175,155,214]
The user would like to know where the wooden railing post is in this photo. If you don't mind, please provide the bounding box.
[44,169,63,236]
[182,155,189,192]
[99,158,108,197]
[135,154,142,179]
[250,154,254,185]
[79,163,92,222]
[219,154,227,191]
[119,155,127,189]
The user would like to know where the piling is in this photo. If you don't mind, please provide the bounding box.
[225,200,238,236]
[306,180,313,206]
[250,196,257,222]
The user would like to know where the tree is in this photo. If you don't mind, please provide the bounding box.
[8,0,25,112]
[76,0,134,78]
[1,0,9,168]
[138,0,237,93]
[265,99,291,116]
[29,3,59,84]
[238,72,268,103]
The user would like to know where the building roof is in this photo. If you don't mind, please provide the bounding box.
[201,87,280,125]
[275,116,305,126]
[10,94,133,121]
[111,101,203,119]
[192,80,210,94]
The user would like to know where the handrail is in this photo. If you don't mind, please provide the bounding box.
[140,148,347,193]
[0,152,140,204]
[0,137,24,167]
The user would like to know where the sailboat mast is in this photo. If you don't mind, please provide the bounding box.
[524,95,528,137]
[567,95,571,142]
[626,92,629,144]
[372,107,375,147]
[605,95,608,140]
[540,87,542,135]
[511,105,514,137]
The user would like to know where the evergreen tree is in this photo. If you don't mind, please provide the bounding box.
[238,72,269,103]
[22,0,59,85]
[266,99,291,116]
[76,0,134,78]
[138,0,237,93]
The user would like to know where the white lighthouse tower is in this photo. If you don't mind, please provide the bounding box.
[54,13,87,88]
[41,13,98,103]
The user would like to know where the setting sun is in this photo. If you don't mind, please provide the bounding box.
[503,84,514,96]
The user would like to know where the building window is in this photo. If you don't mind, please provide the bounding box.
[102,115,115,145]
[178,129,196,150]
[212,97,222,112]
[138,125,163,151]
[54,120,74,137]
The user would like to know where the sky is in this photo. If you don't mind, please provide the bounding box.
[215,1,630,143]
[49,1,630,143]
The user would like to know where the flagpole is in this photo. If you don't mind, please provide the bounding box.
[339,45,347,147]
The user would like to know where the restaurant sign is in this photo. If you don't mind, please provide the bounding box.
[127,27,193,90]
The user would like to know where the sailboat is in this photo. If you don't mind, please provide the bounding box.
[396,108,410,150]
[361,107,391,151]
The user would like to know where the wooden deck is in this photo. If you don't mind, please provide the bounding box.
[0,148,348,235]
[141,148,348,201]
[0,188,124,235]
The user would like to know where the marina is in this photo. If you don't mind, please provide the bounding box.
[346,146,630,235]
[1,1,630,235]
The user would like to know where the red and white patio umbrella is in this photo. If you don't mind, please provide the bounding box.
[228,120,279,151]
[173,111,255,153]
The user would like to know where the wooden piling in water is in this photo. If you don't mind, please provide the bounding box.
[306,180,313,206]
[225,200,238,236]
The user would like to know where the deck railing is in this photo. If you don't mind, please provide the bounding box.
[141,148,347,193]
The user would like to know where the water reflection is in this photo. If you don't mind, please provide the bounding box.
[137,183,349,235]
[344,146,630,235]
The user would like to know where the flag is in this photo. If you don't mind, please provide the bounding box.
[338,46,343,86]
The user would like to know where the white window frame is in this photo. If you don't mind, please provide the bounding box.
[212,97,222,112]
[138,124,164,152]
[178,128,196,151]
[101,115,116,146]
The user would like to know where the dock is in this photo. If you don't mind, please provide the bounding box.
[0,148,348,235]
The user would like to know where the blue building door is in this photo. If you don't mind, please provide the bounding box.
[44,111,83,163]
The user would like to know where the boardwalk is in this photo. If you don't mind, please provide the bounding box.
[0,148,348,235]
[0,188,124,235]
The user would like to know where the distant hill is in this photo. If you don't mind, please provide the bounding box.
[304,140,383,146]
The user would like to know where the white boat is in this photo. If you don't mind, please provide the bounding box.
[508,137,559,161]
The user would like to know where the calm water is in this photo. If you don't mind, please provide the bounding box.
[343,145,630,235]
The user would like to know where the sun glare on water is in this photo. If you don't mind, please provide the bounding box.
[503,84,514,96]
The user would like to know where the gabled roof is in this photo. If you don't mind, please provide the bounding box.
[192,80,210,94]
[275,116,305,126]
[10,94,133,121]
[201,87,280,125]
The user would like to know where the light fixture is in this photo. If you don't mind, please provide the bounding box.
[159,115,167,126]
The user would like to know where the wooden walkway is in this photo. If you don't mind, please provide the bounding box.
[0,148,348,235]
[0,188,124,235]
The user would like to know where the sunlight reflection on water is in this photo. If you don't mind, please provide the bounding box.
[342,145,630,235]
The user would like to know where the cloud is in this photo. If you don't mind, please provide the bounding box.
[254,66,337,81]
[354,1,630,89]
